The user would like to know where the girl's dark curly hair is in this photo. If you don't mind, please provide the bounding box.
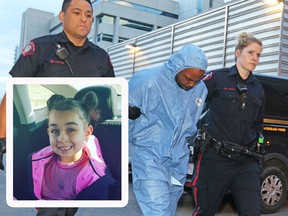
[47,91,100,126]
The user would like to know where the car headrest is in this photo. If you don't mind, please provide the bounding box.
[73,85,118,121]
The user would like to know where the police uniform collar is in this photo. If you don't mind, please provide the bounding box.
[54,31,70,44]
[228,65,239,76]
[229,65,254,83]
[56,31,91,48]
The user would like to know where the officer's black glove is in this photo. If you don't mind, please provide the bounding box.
[0,138,6,171]
[129,106,141,120]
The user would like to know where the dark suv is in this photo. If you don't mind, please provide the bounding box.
[257,74,288,213]
[185,74,288,214]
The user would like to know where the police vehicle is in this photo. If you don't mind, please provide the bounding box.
[185,74,288,214]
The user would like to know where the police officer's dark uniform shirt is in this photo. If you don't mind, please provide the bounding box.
[204,65,265,146]
[9,31,115,77]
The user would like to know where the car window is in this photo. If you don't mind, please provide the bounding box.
[28,85,54,123]
[111,84,122,118]
[28,85,54,110]
[259,77,288,120]
[28,84,122,123]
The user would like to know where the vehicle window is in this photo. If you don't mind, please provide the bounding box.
[28,85,54,123]
[28,84,122,122]
[262,81,288,120]
[111,84,122,117]
[28,85,54,109]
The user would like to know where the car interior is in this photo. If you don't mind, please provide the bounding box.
[13,85,122,200]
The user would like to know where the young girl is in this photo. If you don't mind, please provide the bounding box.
[26,91,115,200]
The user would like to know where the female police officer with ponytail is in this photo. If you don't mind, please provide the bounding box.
[192,32,265,216]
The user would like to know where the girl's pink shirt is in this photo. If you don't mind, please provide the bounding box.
[31,135,107,199]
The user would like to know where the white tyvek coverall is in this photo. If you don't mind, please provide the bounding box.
[129,44,208,216]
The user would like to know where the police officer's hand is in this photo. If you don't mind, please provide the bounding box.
[0,138,6,170]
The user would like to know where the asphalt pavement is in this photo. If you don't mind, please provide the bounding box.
[1,154,288,216]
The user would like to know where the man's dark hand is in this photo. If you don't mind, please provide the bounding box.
[129,106,141,120]
[0,138,6,170]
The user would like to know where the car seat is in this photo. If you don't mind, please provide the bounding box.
[13,101,50,199]
[74,85,122,200]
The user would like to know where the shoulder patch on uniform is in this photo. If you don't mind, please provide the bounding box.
[22,41,36,56]
[203,71,214,81]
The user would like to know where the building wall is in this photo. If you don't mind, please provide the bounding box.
[19,0,239,55]
[45,0,179,48]
[92,1,179,47]
[121,0,179,14]
[18,0,179,53]
[19,9,54,52]
[177,0,226,21]
[279,0,288,76]
[106,0,287,78]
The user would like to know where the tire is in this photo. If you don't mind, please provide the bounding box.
[260,166,287,214]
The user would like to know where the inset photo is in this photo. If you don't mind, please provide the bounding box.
[6,78,128,208]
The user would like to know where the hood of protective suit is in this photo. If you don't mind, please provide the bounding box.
[164,44,208,80]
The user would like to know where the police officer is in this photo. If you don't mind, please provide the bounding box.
[8,1,114,216]
[192,32,265,216]
[9,0,114,77]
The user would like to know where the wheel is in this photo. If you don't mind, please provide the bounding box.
[260,166,287,214]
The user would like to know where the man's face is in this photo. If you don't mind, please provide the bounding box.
[59,0,93,45]
[175,68,205,91]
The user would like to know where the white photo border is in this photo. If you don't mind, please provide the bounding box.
[6,77,129,208]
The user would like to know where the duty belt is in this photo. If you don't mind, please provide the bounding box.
[209,139,263,160]
[210,139,242,160]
